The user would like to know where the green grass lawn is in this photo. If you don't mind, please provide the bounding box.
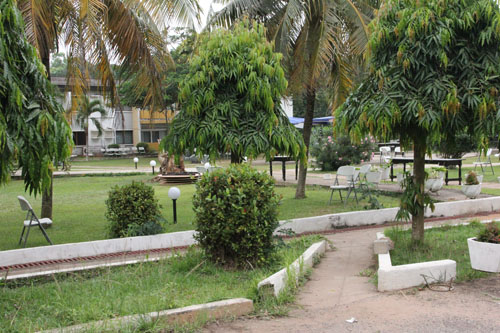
[0,175,400,251]
[384,222,499,282]
[0,235,323,332]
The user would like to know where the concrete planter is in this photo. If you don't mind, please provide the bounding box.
[381,167,390,180]
[462,184,482,199]
[366,170,382,184]
[425,178,444,192]
[467,237,500,272]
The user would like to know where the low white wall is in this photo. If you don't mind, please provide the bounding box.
[1,230,196,267]
[258,240,327,296]
[277,197,500,235]
[376,232,456,291]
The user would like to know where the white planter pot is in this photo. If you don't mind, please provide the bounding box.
[461,184,482,199]
[425,178,444,192]
[366,171,382,184]
[467,237,500,272]
[380,167,390,180]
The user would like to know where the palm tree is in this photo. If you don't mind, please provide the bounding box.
[17,0,200,218]
[212,0,374,198]
[75,96,107,161]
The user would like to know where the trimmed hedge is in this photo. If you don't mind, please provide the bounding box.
[193,164,280,268]
[105,181,164,238]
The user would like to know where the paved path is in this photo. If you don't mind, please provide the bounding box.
[205,222,500,333]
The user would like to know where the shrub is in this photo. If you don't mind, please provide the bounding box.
[435,132,475,159]
[107,143,119,149]
[465,171,479,185]
[136,142,149,152]
[477,222,500,244]
[105,181,165,238]
[193,164,280,268]
[310,127,375,171]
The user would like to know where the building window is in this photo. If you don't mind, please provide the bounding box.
[141,131,151,143]
[73,131,86,146]
[116,131,133,144]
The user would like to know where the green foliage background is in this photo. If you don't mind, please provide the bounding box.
[0,0,72,194]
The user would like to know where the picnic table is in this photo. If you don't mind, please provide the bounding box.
[390,157,464,185]
[269,156,298,181]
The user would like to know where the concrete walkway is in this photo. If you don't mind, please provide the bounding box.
[205,219,500,333]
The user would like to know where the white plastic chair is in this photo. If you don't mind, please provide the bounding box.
[379,146,391,164]
[474,148,494,174]
[17,196,53,247]
[329,166,358,205]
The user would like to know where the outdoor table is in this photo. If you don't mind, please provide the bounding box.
[269,156,298,181]
[390,157,464,185]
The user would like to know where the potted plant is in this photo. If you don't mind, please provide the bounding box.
[366,166,382,184]
[467,222,500,272]
[425,166,446,192]
[462,171,481,199]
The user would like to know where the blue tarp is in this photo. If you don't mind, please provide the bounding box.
[287,116,334,125]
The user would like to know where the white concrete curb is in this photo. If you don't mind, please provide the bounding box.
[376,232,456,291]
[258,240,327,296]
[39,298,253,333]
[276,196,500,235]
[1,230,196,267]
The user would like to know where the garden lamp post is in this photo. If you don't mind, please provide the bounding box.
[168,187,181,224]
[150,160,156,175]
[133,157,139,169]
[204,162,210,172]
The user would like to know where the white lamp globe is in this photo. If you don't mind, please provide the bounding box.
[204,162,211,169]
[150,160,157,167]
[133,157,139,163]
[168,187,181,200]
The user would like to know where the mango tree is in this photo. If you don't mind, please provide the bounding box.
[336,0,500,243]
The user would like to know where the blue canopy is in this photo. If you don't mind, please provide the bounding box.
[287,116,334,125]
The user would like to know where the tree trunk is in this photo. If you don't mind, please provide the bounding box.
[231,151,242,164]
[295,88,316,199]
[411,136,427,243]
[41,54,53,219]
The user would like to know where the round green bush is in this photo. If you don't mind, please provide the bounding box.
[105,181,165,238]
[136,142,149,152]
[107,143,120,149]
[193,164,280,268]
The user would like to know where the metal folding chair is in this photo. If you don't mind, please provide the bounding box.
[473,148,494,174]
[17,196,53,247]
[329,166,358,205]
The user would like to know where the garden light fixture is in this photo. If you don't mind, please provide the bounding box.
[168,187,181,224]
[133,157,139,169]
[150,160,156,175]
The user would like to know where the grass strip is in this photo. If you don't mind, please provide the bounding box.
[0,235,324,332]
[384,221,499,282]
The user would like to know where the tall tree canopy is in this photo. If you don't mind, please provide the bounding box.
[211,0,373,198]
[0,0,71,194]
[336,0,500,242]
[18,0,200,218]
[164,20,305,163]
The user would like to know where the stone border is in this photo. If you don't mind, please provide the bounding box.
[258,240,327,296]
[376,232,456,292]
[39,298,253,333]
